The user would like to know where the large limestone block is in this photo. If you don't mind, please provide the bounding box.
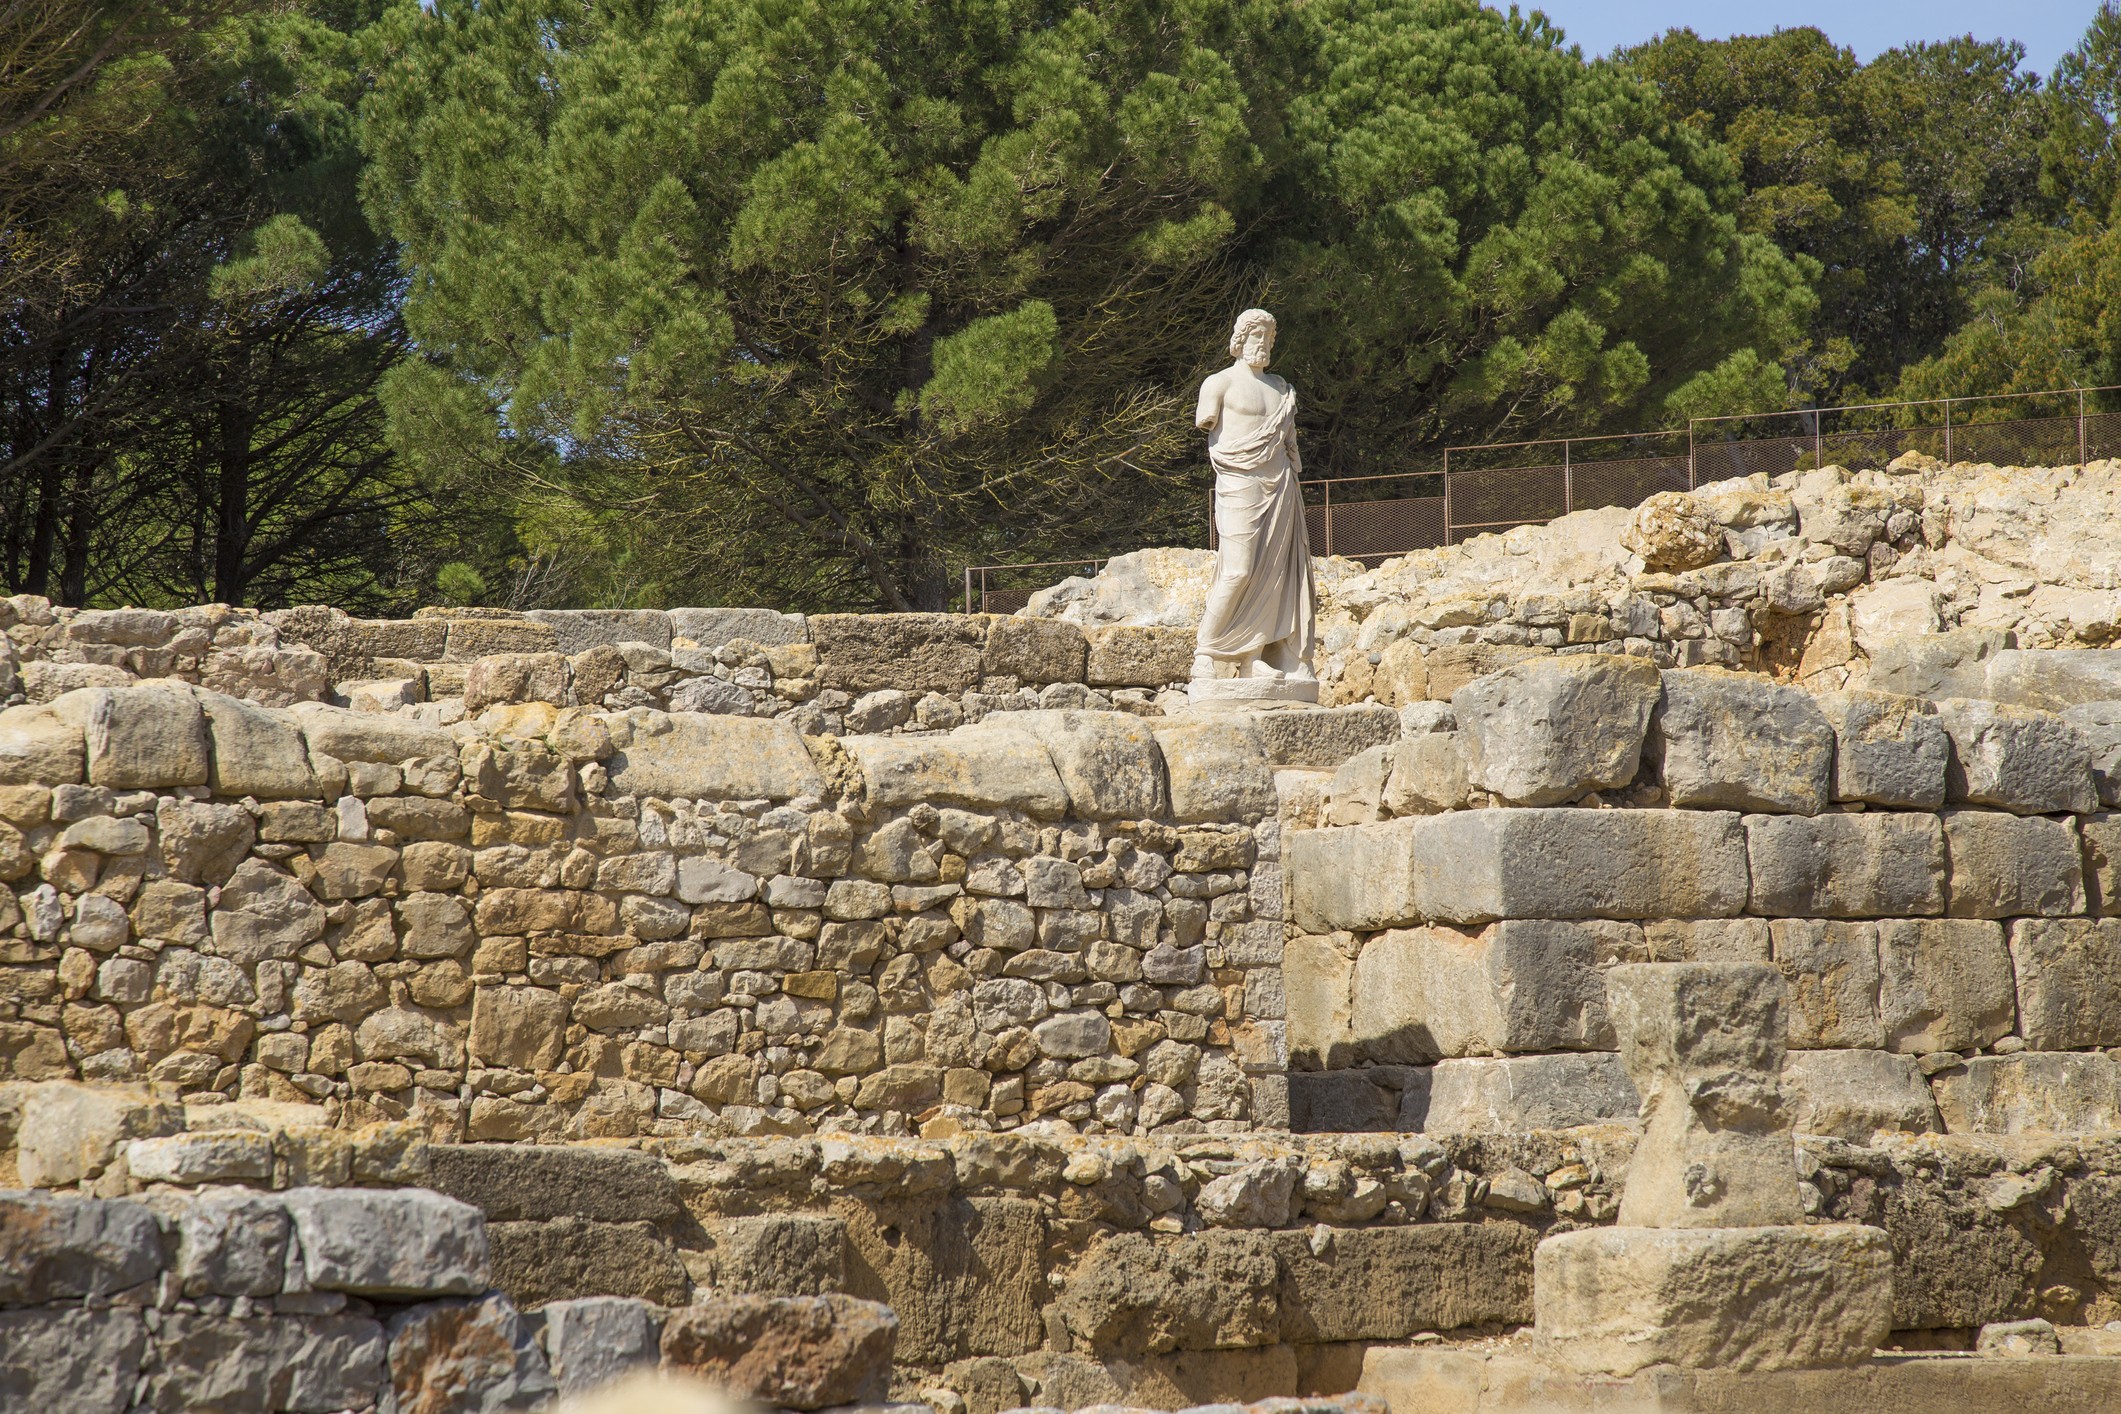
[1943,810,2085,917]
[1354,921,1616,1058]
[1052,1230,1278,1358]
[50,685,209,788]
[1780,1049,1944,1140]
[1085,625,1194,686]
[669,607,808,648]
[1284,933,1355,1069]
[1346,927,1437,1065]
[524,608,672,653]
[1744,812,1945,917]
[813,613,985,693]
[0,1309,148,1414]
[1877,918,2016,1053]
[1425,643,1547,700]
[1410,808,1749,924]
[289,703,457,764]
[851,726,1068,817]
[1984,648,2121,710]
[1409,1053,1639,1133]
[1931,1052,2121,1134]
[1004,711,1168,819]
[195,691,317,798]
[1768,920,1883,1050]
[425,1143,681,1223]
[829,1193,1044,1363]
[1286,819,1421,933]
[1250,704,1401,769]
[541,1296,663,1399]
[440,614,559,662]
[488,1216,690,1306]
[1607,963,1801,1228]
[1652,671,1833,815]
[1815,690,1949,807]
[1451,655,1660,805]
[604,711,823,801]
[279,1188,490,1297]
[661,1294,898,1410]
[2008,917,2121,1049]
[0,1192,164,1303]
[1273,1223,1535,1342]
[1361,1342,2121,1414]
[168,1188,293,1297]
[1532,1225,1894,1375]
[0,705,85,784]
[982,616,1086,684]
[1933,698,2098,815]
[703,1214,848,1296]
[143,1311,388,1411]
[1288,1068,1424,1132]
[387,1292,555,1414]
[1862,626,2015,700]
[1148,719,1277,823]
[2065,702,2121,808]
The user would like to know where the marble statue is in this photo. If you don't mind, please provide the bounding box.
[1190,308,1318,702]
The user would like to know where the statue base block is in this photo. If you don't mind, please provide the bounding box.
[1361,1343,2121,1414]
[1186,677,1320,705]
[1533,1225,1893,1376]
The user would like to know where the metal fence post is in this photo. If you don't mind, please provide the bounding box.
[1944,398,1953,463]
[1687,421,1696,488]
[1811,408,1822,472]
[1562,438,1573,515]
[964,567,976,614]
[1442,446,1453,543]
[1321,477,1333,558]
[2082,388,2090,466]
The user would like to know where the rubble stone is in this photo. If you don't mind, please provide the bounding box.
[1451,656,1660,806]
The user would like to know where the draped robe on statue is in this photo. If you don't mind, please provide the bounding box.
[1197,386,1317,661]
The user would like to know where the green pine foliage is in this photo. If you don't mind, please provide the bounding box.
[357,0,1814,610]
[15,2,2121,612]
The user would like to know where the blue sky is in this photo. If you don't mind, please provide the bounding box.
[1528,0,2100,74]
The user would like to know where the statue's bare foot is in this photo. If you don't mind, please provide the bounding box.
[1191,652,1218,681]
[1248,659,1286,681]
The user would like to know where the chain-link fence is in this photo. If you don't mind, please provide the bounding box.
[961,385,2121,611]
[962,559,1106,614]
[1689,387,2121,480]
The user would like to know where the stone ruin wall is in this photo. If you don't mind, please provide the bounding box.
[14,654,2121,1401]
[13,450,2121,1408]
[0,685,1387,1142]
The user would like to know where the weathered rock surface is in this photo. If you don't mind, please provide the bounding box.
[1451,656,1660,806]
[1533,1225,1894,1375]
[660,1294,898,1409]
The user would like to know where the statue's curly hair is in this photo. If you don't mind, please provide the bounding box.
[1228,307,1276,358]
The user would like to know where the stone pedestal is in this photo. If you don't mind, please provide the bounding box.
[1186,677,1319,705]
[1360,1344,2121,1414]
[1605,963,1802,1228]
[1532,1225,1894,1376]
[1521,963,1895,1381]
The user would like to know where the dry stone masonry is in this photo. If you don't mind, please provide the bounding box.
[1288,650,2121,1151]
[18,460,2121,1409]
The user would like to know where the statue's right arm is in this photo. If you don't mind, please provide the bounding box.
[1194,374,1223,431]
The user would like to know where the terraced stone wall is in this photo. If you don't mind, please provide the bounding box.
[0,598,1201,733]
[1289,654,2121,1144]
[0,684,1417,1141]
